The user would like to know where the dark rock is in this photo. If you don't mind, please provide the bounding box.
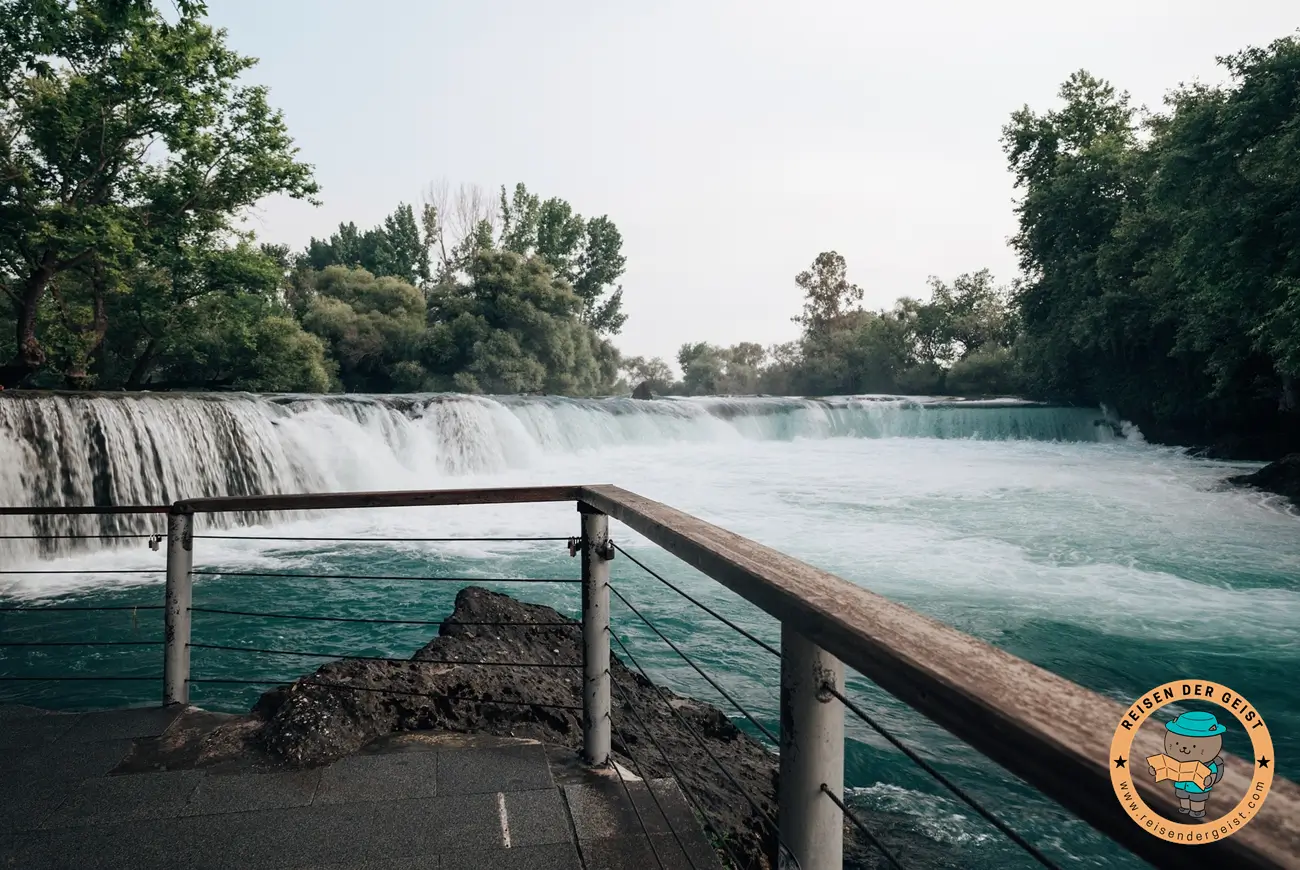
[632,381,654,400]
[1229,453,1300,506]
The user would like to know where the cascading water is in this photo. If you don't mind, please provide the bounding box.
[0,392,1121,502]
[0,391,1125,561]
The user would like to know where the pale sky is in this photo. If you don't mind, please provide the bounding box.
[210,0,1298,364]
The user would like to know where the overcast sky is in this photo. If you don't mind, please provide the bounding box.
[209,0,1297,364]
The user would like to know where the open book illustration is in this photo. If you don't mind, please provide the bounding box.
[1147,754,1213,789]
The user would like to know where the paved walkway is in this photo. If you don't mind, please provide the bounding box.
[0,704,720,870]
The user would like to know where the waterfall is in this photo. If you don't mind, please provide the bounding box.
[0,392,1131,560]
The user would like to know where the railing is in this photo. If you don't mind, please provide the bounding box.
[1,485,1297,870]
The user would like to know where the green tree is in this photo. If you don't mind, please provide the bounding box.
[574,216,628,334]
[299,266,427,392]
[423,249,619,395]
[620,355,674,393]
[98,240,333,391]
[1003,37,1300,447]
[493,183,627,334]
[304,203,430,287]
[0,0,318,386]
[498,183,541,255]
[1002,70,1141,405]
[791,252,864,337]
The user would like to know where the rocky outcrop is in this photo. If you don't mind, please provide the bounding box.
[1230,453,1300,506]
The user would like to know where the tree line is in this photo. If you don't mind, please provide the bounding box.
[624,255,1017,398]
[2,1,1297,450]
[637,33,1300,451]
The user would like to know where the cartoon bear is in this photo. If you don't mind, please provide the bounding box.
[1148,710,1226,821]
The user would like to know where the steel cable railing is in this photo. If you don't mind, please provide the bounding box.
[606,665,745,870]
[602,709,677,870]
[608,581,779,747]
[180,532,586,714]
[0,533,162,540]
[0,640,160,647]
[613,543,781,658]
[188,607,574,626]
[189,570,580,583]
[187,678,586,711]
[0,588,164,685]
[0,569,163,575]
[191,534,573,543]
[611,539,1066,870]
[817,786,905,869]
[608,628,793,868]
[611,545,893,867]
[189,642,583,669]
[0,605,164,612]
[824,684,1063,870]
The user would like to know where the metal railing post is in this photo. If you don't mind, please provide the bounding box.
[779,625,844,870]
[163,508,194,706]
[579,502,612,766]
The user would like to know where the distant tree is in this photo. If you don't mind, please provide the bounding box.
[621,356,674,393]
[304,204,430,287]
[574,216,628,334]
[494,183,628,335]
[792,252,864,337]
[498,183,541,255]
[424,180,496,281]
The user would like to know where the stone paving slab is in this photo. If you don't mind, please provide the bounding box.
[0,713,76,749]
[499,787,573,848]
[583,832,722,870]
[41,769,204,828]
[292,860,441,870]
[441,842,582,870]
[61,705,183,743]
[0,780,70,835]
[314,747,438,805]
[182,768,322,815]
[437,742,555,794]
[0,704,724,870]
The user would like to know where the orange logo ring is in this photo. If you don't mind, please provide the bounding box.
[1110,680,1274,844]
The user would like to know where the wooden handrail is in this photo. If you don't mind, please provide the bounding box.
[576,484,1299,869]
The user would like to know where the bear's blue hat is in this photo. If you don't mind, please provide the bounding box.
[1166,711,1226,738]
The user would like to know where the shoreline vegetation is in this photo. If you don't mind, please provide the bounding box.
[1,2,1297,461]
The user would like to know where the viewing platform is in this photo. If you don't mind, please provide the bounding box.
[0,703,716,870]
